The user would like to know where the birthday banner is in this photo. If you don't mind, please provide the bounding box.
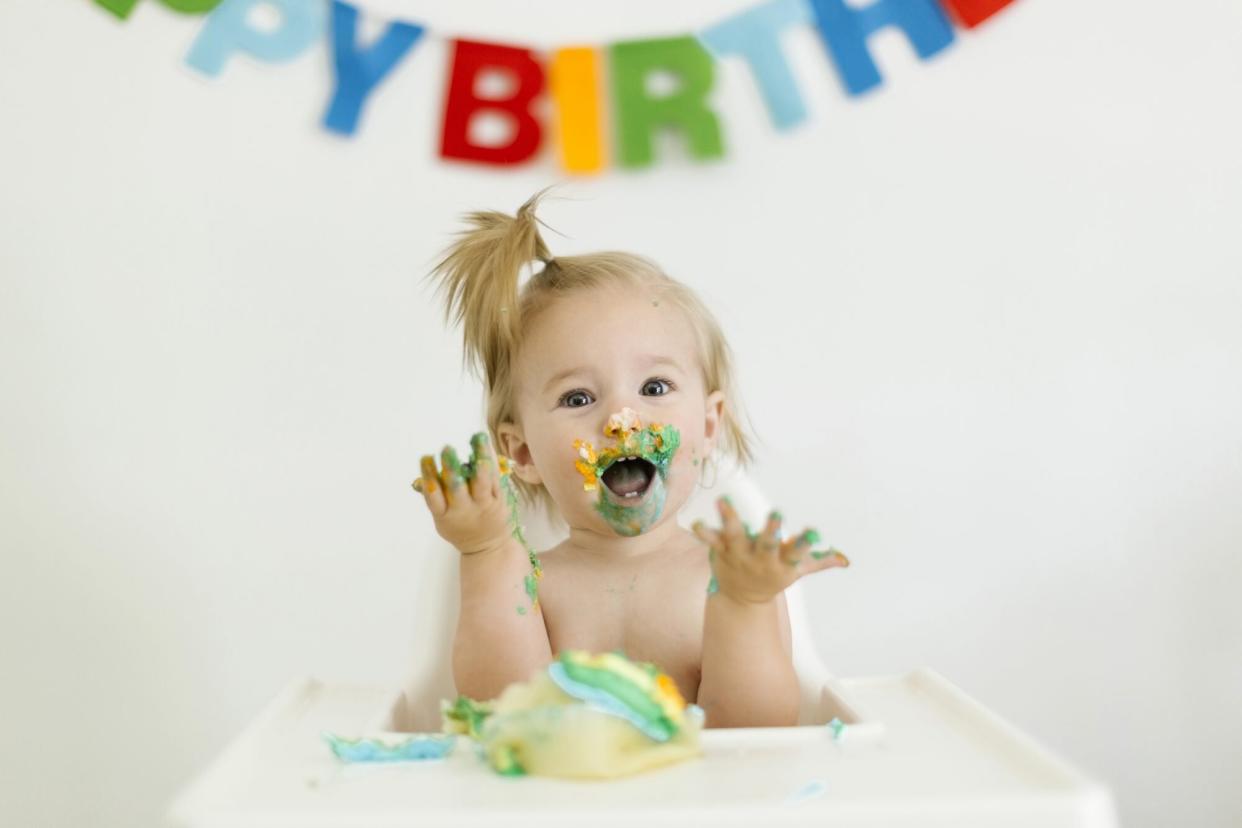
[93,0,1016,172]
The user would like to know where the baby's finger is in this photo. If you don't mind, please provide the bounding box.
[753,510,782,557]
[715,496,747,555]
[467,432,496,501]
[440,445,466,505]
[417,455,448,517]
[801,547,850,574]
[691,519,724,554]
[779,527,820,567]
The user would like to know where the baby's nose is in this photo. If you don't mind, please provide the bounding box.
[603,406,643,439]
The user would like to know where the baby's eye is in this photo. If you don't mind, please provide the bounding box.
[642,377,676,396]
[559,390,594,408]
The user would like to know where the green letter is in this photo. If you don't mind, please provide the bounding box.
[610,36,724,168]
[95,0,222,21]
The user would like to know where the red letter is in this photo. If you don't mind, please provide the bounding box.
[937,0,1015,29]
[439,40,544,166]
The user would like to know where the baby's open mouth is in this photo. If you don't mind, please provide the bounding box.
[600,456,656,500]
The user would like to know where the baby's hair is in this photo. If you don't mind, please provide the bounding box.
[426,186,756,523]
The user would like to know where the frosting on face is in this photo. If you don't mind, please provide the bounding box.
[572,407,681,536]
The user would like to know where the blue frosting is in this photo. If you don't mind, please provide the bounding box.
[321,731,456,762]
[547,662,675,742]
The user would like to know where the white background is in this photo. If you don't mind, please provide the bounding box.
[1,0,1239,825]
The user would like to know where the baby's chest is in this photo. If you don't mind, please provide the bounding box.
[540,564,708,699]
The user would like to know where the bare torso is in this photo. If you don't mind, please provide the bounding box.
[536,531,712,703]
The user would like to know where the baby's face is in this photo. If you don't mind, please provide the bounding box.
[502,285,723,538]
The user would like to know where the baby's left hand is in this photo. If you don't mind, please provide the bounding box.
[692,496,848,605]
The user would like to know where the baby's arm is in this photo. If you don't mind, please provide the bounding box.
[454,537,551,699]
[694,497,849,727]
[699,588,798,727]
[414,434,551,699]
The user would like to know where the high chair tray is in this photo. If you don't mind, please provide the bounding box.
[167,668,1116,828]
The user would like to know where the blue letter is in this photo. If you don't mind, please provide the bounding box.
[323,1,425,136]
[699,0,814,131]
[807,0,954,96]
[186,0,326,77]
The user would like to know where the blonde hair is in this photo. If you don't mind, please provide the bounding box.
[426,186,757,523]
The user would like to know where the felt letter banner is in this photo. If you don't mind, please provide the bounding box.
[89,0,1022,167]
[95,0,222,20]
[323,1,425,136]
[698,0,814,131]
[937,0,1016,29]
[807,0,955,96]
[439,40,545,166]
[610,36,724,169]
[186,0,327,77]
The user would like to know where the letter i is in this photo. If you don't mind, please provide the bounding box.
[550,47,606,175]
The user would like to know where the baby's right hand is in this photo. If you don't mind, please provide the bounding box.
[412,433,514,557]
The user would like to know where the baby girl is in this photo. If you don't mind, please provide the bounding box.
[411,188,848,728]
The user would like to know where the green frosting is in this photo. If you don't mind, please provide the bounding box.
[560,660,666,725]
[442,445,464,485]
[588,423,681,537]
[811,545,842,561]
[594,477,669,537]
[492,744,526,776]
[442,695,493,740]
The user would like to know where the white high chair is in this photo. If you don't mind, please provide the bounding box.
[167,460,1119,827]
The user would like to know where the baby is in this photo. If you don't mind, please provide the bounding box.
[412,188,848,728]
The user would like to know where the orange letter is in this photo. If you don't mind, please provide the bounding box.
[550,47,605,174]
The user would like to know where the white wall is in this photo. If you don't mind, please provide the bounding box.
[1,0,1239,826]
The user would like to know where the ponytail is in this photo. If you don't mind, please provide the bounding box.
[427,185,557,388]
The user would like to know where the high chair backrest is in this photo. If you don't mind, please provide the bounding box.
[399,458,833,730]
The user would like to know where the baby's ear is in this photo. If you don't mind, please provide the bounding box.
[703,390,726,452]
[496,421,543,486]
